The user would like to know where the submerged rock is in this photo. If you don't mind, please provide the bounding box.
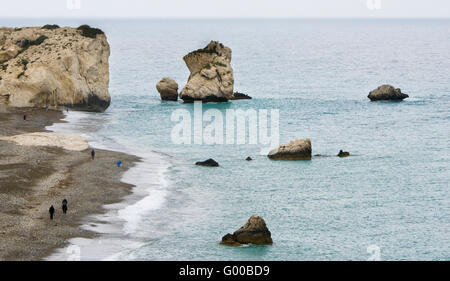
[230,92,252,100]
[195,158,219,167]
[180,41,234,103]
[0,25,111,112]
[268,139,312,160]
[221,215,273,246]
[368,84,409,101]
[337,150,350,157]
[156,77,178,101]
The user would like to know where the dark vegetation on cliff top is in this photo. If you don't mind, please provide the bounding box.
[185,42,224,57]
[77,25,104,38]
[42,24,60,30]
[16,35,49,56]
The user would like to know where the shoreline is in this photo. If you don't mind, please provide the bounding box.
[0,106,140,261]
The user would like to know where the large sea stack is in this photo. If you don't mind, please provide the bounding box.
[0,25,111,112]
[180,41,234,103]
[368,84,409,101]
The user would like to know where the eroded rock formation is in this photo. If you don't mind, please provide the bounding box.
[268,139,312,160]
[221,215,273,246]
[156,77,178,101]
[0,25,111,112]
[180,41,234,103]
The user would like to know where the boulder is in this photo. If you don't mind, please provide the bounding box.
[230,92,252,100]
[180,41,234,103]
[156,77,178,101]
[195,158,219,167]
[337,150,350,157]
[368,84,409,101]
[0,25,111,112]
[245,156,252,161]
[221,215,273,246]
[268,139,312,160]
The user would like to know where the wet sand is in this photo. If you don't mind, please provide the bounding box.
[0,106,139,260]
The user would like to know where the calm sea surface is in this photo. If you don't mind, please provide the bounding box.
[3,18,449,260]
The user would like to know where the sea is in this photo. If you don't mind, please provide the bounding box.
[2,18,449,261]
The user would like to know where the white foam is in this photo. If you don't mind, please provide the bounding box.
[118,159,169,234]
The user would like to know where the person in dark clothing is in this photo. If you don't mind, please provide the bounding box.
[23,114,27,121]
[49,205,55,220]
[91,149,95,160]
[62,199,68,214]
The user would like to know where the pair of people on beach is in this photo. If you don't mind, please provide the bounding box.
[49,199,68,220]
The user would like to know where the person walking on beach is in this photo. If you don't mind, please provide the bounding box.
[91,149,95,160]
[62,199,68,214]
[116,160,122,168]
[49,205,55,220]
[23,114,26,121]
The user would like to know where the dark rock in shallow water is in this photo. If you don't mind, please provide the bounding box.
[230,92,252,100]
[368,84,409,101]
[245,156,252,161]
[337,150,350,157]
[221,215,273,246]
[195,158,219,167]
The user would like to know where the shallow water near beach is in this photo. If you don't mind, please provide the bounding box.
[3,18,449,260]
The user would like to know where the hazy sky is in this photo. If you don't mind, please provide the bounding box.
[1,0,450,18]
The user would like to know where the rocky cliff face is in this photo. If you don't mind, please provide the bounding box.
[0,25,111,112]
[180,41,234,103]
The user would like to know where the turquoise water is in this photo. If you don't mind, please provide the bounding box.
[4,19,450,260]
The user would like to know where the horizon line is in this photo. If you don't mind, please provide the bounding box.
[1,16,449,20]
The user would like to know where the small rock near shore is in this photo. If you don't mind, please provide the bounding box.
[368,84,409,101]
[195,158,219,167]
[221,215,273,246]
[245,156,252,161]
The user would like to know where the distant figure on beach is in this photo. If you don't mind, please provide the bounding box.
[54,105,57,110]
[45,105,48,111]
[23,114,26,121]
[62,199,68,214]
[91,149,95,160]
[117,160,122,167]
[49,205,55,220]
[66,107,69,113]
